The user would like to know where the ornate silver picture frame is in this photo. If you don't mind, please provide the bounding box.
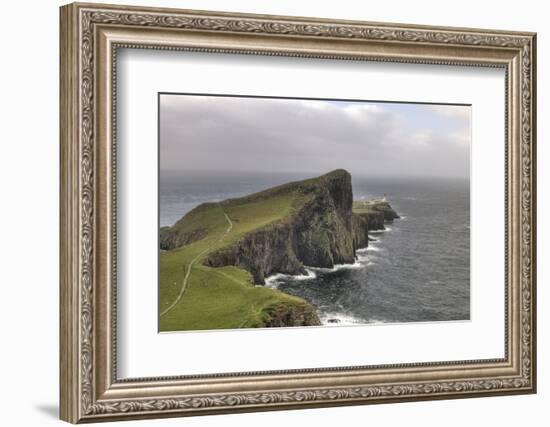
[60,2,536,423]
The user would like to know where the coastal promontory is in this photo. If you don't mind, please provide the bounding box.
[159,169,398,331]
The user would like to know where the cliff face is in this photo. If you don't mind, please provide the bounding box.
[352,214,370,249]
[352,200,400,233]
[205,170,365,283]
[370,201,400,222]
[161,169,399,286]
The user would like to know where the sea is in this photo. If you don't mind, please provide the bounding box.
[160,170,470,326]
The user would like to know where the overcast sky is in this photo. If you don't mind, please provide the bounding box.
[159,94,470,178]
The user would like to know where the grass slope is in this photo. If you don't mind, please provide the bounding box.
[159,191,313,332]
[353,200,393,215]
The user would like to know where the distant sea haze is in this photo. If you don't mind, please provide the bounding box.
[160,170,470,325]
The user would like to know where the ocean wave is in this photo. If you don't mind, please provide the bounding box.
[369,226,392,234]
[264,269,317,288]
[266,255,376,285]
[356,246,381,256]
[265,232,388,285]
[308,260,365,273]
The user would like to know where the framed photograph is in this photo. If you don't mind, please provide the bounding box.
[60,2,537,423]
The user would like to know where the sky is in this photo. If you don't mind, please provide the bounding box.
[159,94,470,178]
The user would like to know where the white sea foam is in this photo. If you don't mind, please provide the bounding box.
[294,269,317,280]
[308,260,365,273]
[265,225,391,286]
[263,274,285,288]
[320,312,365,326]
[369,226,392,234]
[266,254,376,285]
[320,312,388,326]
[264,269,317,288]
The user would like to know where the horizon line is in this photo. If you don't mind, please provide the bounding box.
[159,168,470,180]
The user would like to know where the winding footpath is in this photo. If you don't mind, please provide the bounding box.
[160,206,233,317]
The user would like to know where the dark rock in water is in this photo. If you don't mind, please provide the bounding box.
[327,318,341,324]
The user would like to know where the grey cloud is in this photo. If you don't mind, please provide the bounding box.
[160,95,470,178]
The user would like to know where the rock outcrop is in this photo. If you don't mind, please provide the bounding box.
[204,170,399,284]
[161,169,399,285]
[258,300,321,327]
[369,201,400,222]
[352,200,400,233]
[203,170,356,283]
[352,213,370,249]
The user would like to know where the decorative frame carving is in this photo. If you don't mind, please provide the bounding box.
[60,2,536,423]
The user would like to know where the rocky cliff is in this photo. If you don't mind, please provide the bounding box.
[352,200,400,233]
[200,170,351,283]
[202,170,398,284]
[160,170,399,285]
